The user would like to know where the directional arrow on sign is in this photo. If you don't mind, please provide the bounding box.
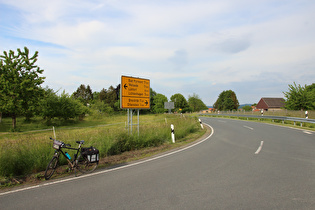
[121,75,150,109]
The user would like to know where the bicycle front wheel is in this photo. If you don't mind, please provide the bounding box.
[76,153,98,174]
[44,156,59,180]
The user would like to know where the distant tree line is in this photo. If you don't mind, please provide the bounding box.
[0,47,208,129]
[3,47,312,129]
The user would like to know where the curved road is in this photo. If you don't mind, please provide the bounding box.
[1,117,314,209]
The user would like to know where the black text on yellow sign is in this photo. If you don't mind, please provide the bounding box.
[121,76,150,109]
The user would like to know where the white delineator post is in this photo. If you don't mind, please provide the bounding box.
[199,119,204,129]
[171,124,175,143]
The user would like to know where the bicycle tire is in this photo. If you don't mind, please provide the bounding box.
[76,153,98,174]
[44,156,59,180]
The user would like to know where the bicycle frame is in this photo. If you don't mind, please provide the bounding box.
[51,138,84,169]
[56,147,80,169]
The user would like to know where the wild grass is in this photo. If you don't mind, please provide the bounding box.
[0,114,202,178]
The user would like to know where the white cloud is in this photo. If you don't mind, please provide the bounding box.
[1,0,315,105]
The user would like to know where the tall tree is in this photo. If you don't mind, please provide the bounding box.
[104,85,117,108]
[0,47,45,129]
[152,93,168,113]
[40,87,59,121]
[188,93,208,112]
[99,88,107,101]
[284,82,315,110]
[170,93,190,113]
[305,83,315,110]
[72,84,93,105]
[213,90,239,111]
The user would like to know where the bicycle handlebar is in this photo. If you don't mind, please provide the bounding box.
[49,137,85,148]
[49,137,71,148]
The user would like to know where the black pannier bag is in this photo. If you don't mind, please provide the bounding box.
[81,146,99,163]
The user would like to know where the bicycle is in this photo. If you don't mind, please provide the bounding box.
[44,137,99,180]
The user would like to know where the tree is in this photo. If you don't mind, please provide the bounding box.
[305,83,315,110]
[188,93,208,112]
[41,90,88,121]
[242,105,252,111]
[40,87,60,121]
[72,84,93,105]
[0,47,45,129]
[97,85,120,110]
[148,88,157,113]
[284,82,315,110]
[152,93,168,113]
[90,100,114,115]
[104,85,118,108]
[170,93,190,113]
[213,90,239,111]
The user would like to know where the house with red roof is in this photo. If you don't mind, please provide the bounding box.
[256,98,285,111]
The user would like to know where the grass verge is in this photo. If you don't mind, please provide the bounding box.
[0,114,207,189]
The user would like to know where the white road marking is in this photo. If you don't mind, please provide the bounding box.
[303,131,313,135]
[255,141,264,155]
[243,125,254,130]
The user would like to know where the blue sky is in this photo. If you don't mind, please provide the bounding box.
[1,0,314,106]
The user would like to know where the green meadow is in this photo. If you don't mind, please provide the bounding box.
[0,114,204,180]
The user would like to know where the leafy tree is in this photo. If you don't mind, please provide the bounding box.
[104,85,118,108]
[170,93,190,113]
[90,100,114,115]
[40,89,88,121]
[40,87,60,120]
[242,105,252,111]
[148,88,157,113]
[188,93,208,112]
[97,85,120,110]
[152,93,168,113]
[0,47,45,129]
[305,83,315,110]
[213,90,239,111]
[284,82,315,110]
[72,84,93,105]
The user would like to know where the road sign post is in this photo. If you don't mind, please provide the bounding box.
[121,76,150,135]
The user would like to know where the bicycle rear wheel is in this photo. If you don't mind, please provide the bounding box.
[44,156,59,180]
[76,153,98,174]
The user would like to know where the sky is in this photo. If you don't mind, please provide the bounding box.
[1,0,314,106]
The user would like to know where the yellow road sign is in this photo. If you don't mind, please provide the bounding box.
[121,76,150,109]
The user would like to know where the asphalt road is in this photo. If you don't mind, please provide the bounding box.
[1,117,314,209]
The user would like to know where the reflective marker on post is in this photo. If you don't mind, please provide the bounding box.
[199,119,203,129]
[171,124,175,143]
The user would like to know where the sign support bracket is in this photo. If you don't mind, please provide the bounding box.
[127,109,140,136]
